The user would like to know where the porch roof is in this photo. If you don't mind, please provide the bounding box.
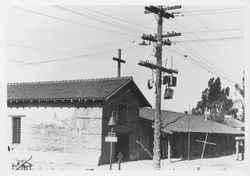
[140,108,244,135]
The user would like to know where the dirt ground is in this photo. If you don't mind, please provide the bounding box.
[10,149,246,171]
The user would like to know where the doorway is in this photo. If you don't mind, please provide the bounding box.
[115,134,129,161]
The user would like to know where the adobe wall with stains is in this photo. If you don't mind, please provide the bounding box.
[8,91,151,165]
[8,107,103,164]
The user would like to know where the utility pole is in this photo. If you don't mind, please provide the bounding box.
[154,9,163,169]
[139,5,181,170]
[113,49,125,77]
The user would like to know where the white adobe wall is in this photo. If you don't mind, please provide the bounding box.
[7,107,103,156]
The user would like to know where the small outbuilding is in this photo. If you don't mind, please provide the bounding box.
[139,108,244,159]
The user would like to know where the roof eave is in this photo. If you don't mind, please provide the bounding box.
[105,78,151,108]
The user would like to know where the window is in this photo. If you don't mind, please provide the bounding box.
[117,104,128,125]
[12,117,21,144]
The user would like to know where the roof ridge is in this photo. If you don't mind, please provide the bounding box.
[104,77,133,99]
[142,107,186,115]
[7,76,133,85]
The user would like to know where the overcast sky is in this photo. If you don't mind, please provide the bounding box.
[5,4,246,112]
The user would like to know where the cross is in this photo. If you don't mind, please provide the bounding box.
[195,132,216,165]
[113,49,125,77]
[204,107,210,121]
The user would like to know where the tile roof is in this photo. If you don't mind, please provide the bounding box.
[223,117,244,129]
[7,76,151,107]
[140,108,244,135]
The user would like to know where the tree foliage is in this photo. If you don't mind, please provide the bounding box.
[192,77,237,123]
[234,73,245,122]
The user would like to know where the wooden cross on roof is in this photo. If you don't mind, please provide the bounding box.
[195,132,216,165]
[204,107,210,121]
[113,49,125,77]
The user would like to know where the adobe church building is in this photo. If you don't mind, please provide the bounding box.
[7,76,151,165]
[7,76,244,166]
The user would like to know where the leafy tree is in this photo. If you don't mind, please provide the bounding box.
[234,73,245,122]
[192,77,237,123]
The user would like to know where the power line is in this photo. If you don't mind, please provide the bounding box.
[181,28,242,35]
[11,6,137,37]
[171,45,217,74]
[173,36,242,43]
[172,19,233,53]
[182,6,243,62]
[73,7,145,34]
[179,7,243,14]
[170,18,242,78]
[165,45,237,84]
[73,6,153,34]
[168,46,233,82]
[180,10,243,16]
[177,7,243,16]
[8,59,136,70]
[55,6,145,34]
[160,20,236,83]
[9,38,138,62]
[6,43,62,53]
[78,6,155,32]
[175,36,235,83]
[9,44,140,67]
[11,49,119,66]
[72,6,158,38]
[176,40,216,70]
[183,7,242,41]
[166,22,230,78]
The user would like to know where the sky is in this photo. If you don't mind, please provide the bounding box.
[5,4,246,113]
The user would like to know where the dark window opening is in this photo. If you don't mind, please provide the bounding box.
[117,104,128,125]
[115,134,129,161]
[12,117,21,144]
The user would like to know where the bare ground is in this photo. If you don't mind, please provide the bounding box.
[10,149,245,171]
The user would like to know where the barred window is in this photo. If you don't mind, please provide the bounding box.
[12,117,21,144]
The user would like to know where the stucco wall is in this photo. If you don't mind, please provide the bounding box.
[7,107,103,156]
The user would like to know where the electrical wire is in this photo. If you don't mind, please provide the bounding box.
[179,7,243,14]
[182,6,243,62]
[180,10,243,16]
[6,43,62,53]
[165,21,231,79]
[172,19,234,56]
[175,36,235,83]
[55,6,145,35]
[146,6,235,81]
[9,44,140,67]
[169,19,239,81]
[11,6,137,37]
[8,38,138,63]
[8,59,136,70]
[182,27,242,33]
[176,37,232,78]
[144,7,235,83]
[165,45,237,84]
[78,6,155,32]
[173,36,242,42]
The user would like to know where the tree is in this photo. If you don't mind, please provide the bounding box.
[234,73,245,122]
[192,77,237,123]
